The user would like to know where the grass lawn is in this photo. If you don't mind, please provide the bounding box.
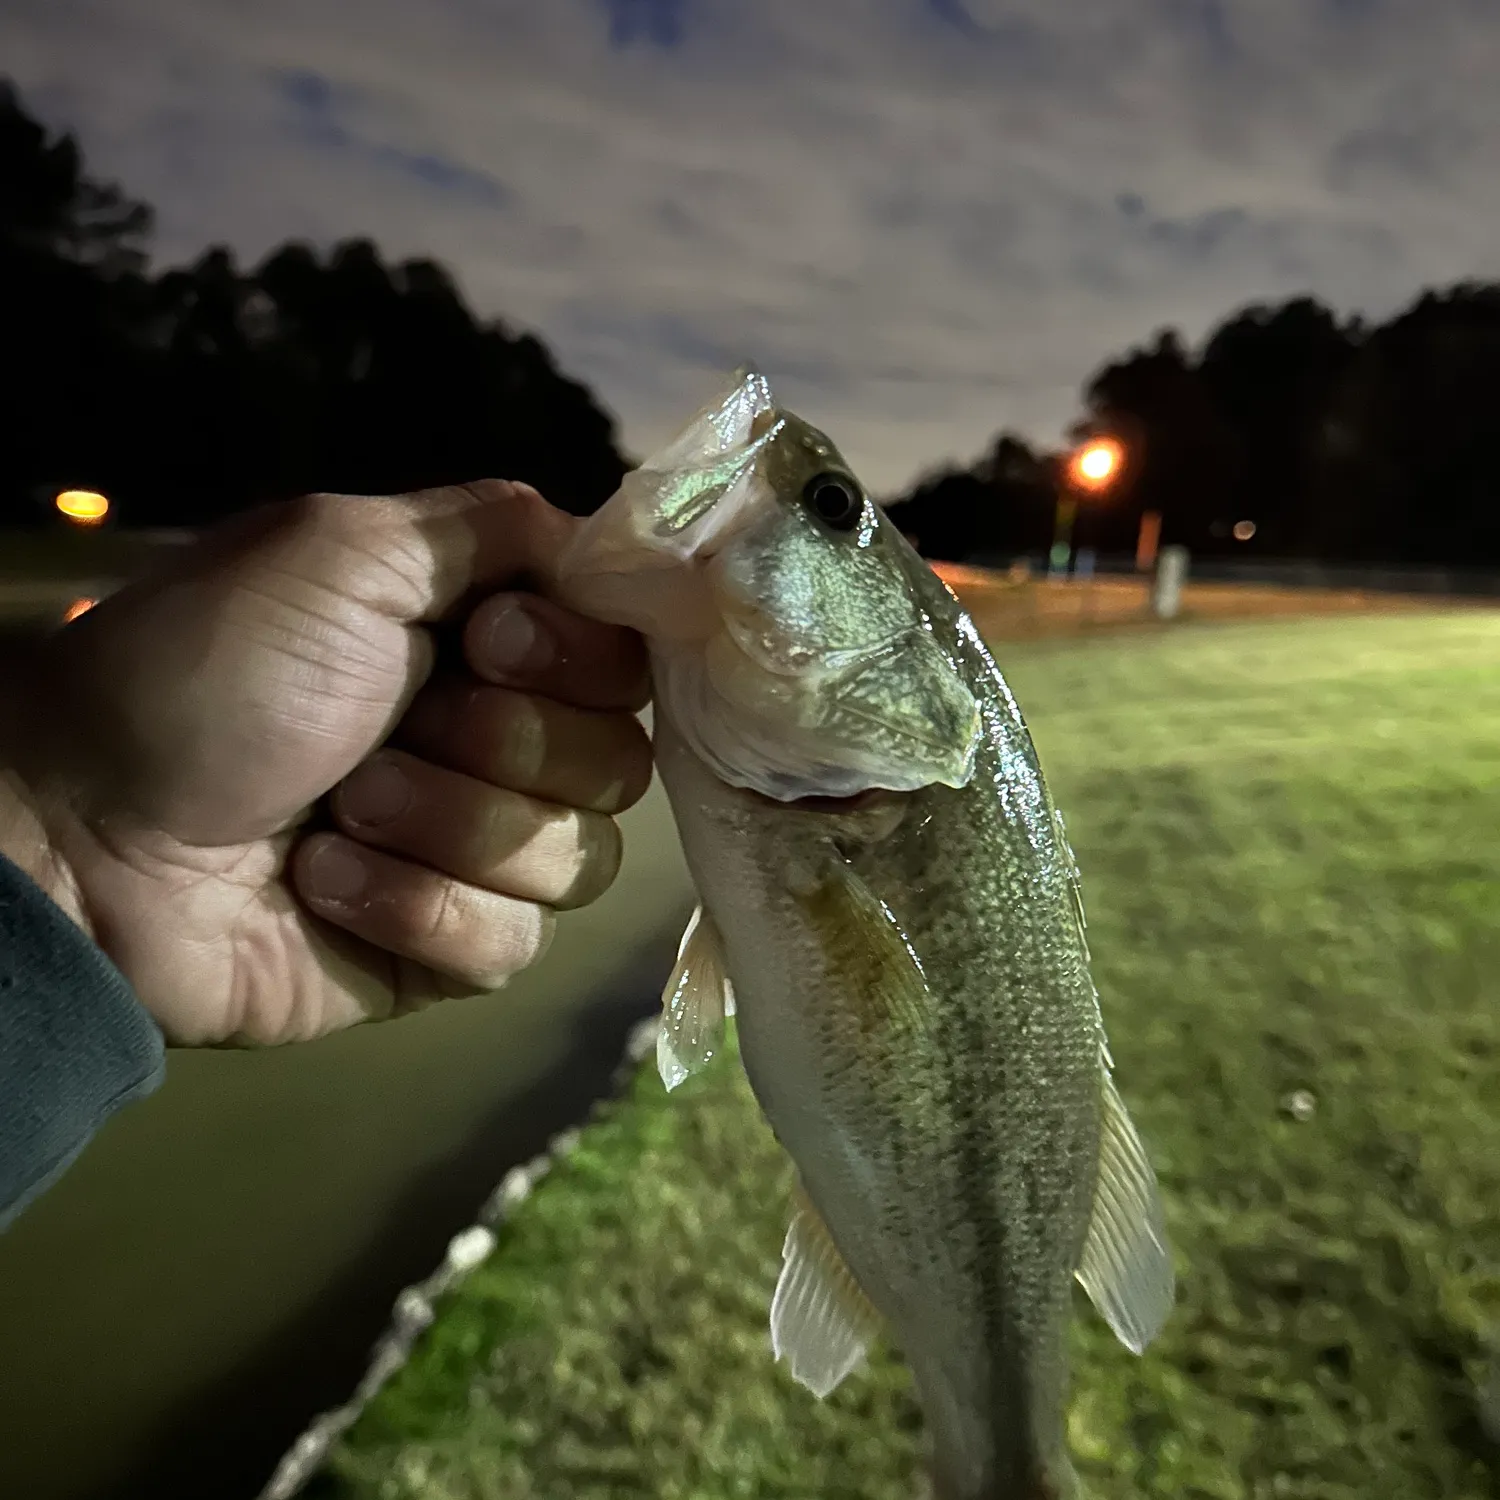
[313,610,1500,1500]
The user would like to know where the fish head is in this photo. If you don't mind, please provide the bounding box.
[557,366,981,802]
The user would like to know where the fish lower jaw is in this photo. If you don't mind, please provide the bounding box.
[746,787,890,814]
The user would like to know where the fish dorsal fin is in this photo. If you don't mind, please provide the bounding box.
[771,1181,882,1398]
[656,904,736,1092]
[1075,1065,1176,1353]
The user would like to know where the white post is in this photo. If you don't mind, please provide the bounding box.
[1151,544,1188,620]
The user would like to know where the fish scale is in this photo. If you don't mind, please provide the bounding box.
[559,366,1176,1500]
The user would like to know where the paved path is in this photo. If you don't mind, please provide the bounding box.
[933,562,1466,642]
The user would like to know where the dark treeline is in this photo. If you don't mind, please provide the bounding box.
[7,79,1500,565]
[889,288,1500,567]
[0,82,627,528]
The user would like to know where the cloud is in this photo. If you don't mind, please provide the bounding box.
[270,66,511,206]
[597,0,689,50]
[3,0,1499,490]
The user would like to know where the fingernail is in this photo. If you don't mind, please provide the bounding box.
[339,757,411,827]
[304,840,368,903]
[482,600,554,676]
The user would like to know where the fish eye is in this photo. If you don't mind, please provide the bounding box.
[803,472,865,533]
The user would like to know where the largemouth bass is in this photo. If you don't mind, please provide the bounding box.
[557,368,1174,1500]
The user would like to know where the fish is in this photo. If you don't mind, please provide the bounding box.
[556,366,1175,1500]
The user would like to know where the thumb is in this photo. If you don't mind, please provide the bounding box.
[309,479,584,627]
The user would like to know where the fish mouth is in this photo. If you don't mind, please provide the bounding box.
[747,787,893,815]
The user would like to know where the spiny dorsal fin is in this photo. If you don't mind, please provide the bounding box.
[656,904,735,1092]
[771,1181,882,1398]
[1075,1065,1175,1353]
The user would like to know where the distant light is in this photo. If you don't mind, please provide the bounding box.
[55,489,110,525]
[1069,438,1123,493]
[1078,447,1114,481]
[62,597,97,623]
[1233,519,1257,541]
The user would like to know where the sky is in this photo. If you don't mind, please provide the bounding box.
[4,0,1499,492]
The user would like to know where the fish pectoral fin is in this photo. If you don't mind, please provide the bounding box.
[1075,1066,1176,1354]
[771,1182,882,1399]
[656,904,736,1092]
[795,862,930,1036]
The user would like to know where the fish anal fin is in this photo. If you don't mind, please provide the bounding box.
[771,1181,882,1398]
[656,904,736,1092]
[1075,1066,1176,1354]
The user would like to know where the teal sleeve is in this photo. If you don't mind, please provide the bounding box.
[0,854,165,1231]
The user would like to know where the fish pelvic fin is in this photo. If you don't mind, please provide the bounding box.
[771,1180,882,1398]
[656,903,735,1092]
[1075,1063,1176,1353]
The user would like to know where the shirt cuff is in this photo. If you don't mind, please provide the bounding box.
[0,853,165,1230]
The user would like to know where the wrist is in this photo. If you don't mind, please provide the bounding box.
[0,773,94,937]
[0,650,95,943]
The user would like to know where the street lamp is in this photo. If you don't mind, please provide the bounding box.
[1051,438,1122,576]
[55,489,111,526]
[1071,439,1122,491]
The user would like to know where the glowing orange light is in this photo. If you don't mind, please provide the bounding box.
[55,489,110,525]
[62,597,97,623]
[1233,519,1257,541]
[1068,438,1123,494]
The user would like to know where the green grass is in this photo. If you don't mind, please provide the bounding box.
[319,611,1500,1500]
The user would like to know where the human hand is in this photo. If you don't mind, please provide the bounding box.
[0,482,652,1046]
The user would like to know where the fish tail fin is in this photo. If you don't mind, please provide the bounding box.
[916,1361,1080,1500]
[924,1424,1080,1500]
[925,1458,1080,1500]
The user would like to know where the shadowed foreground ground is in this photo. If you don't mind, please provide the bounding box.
[307,609,1500,1499]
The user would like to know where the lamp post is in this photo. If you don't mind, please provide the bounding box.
[1051,438,1121,577]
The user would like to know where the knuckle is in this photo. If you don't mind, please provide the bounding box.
[290,490,357,538]
[415,872,469,948]
[473,782,532,867]
[503,479,550,517]
[405,870,554,986]
[471,901,555,987]
[617,728,656,806]
[491,690,549,784]
[289,492,434,617]
[528,904,558,965]
[453,477,516,508]
[586,723,654,813]
[558,813,622,908]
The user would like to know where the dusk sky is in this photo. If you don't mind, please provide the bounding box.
[5,0,1499,490]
